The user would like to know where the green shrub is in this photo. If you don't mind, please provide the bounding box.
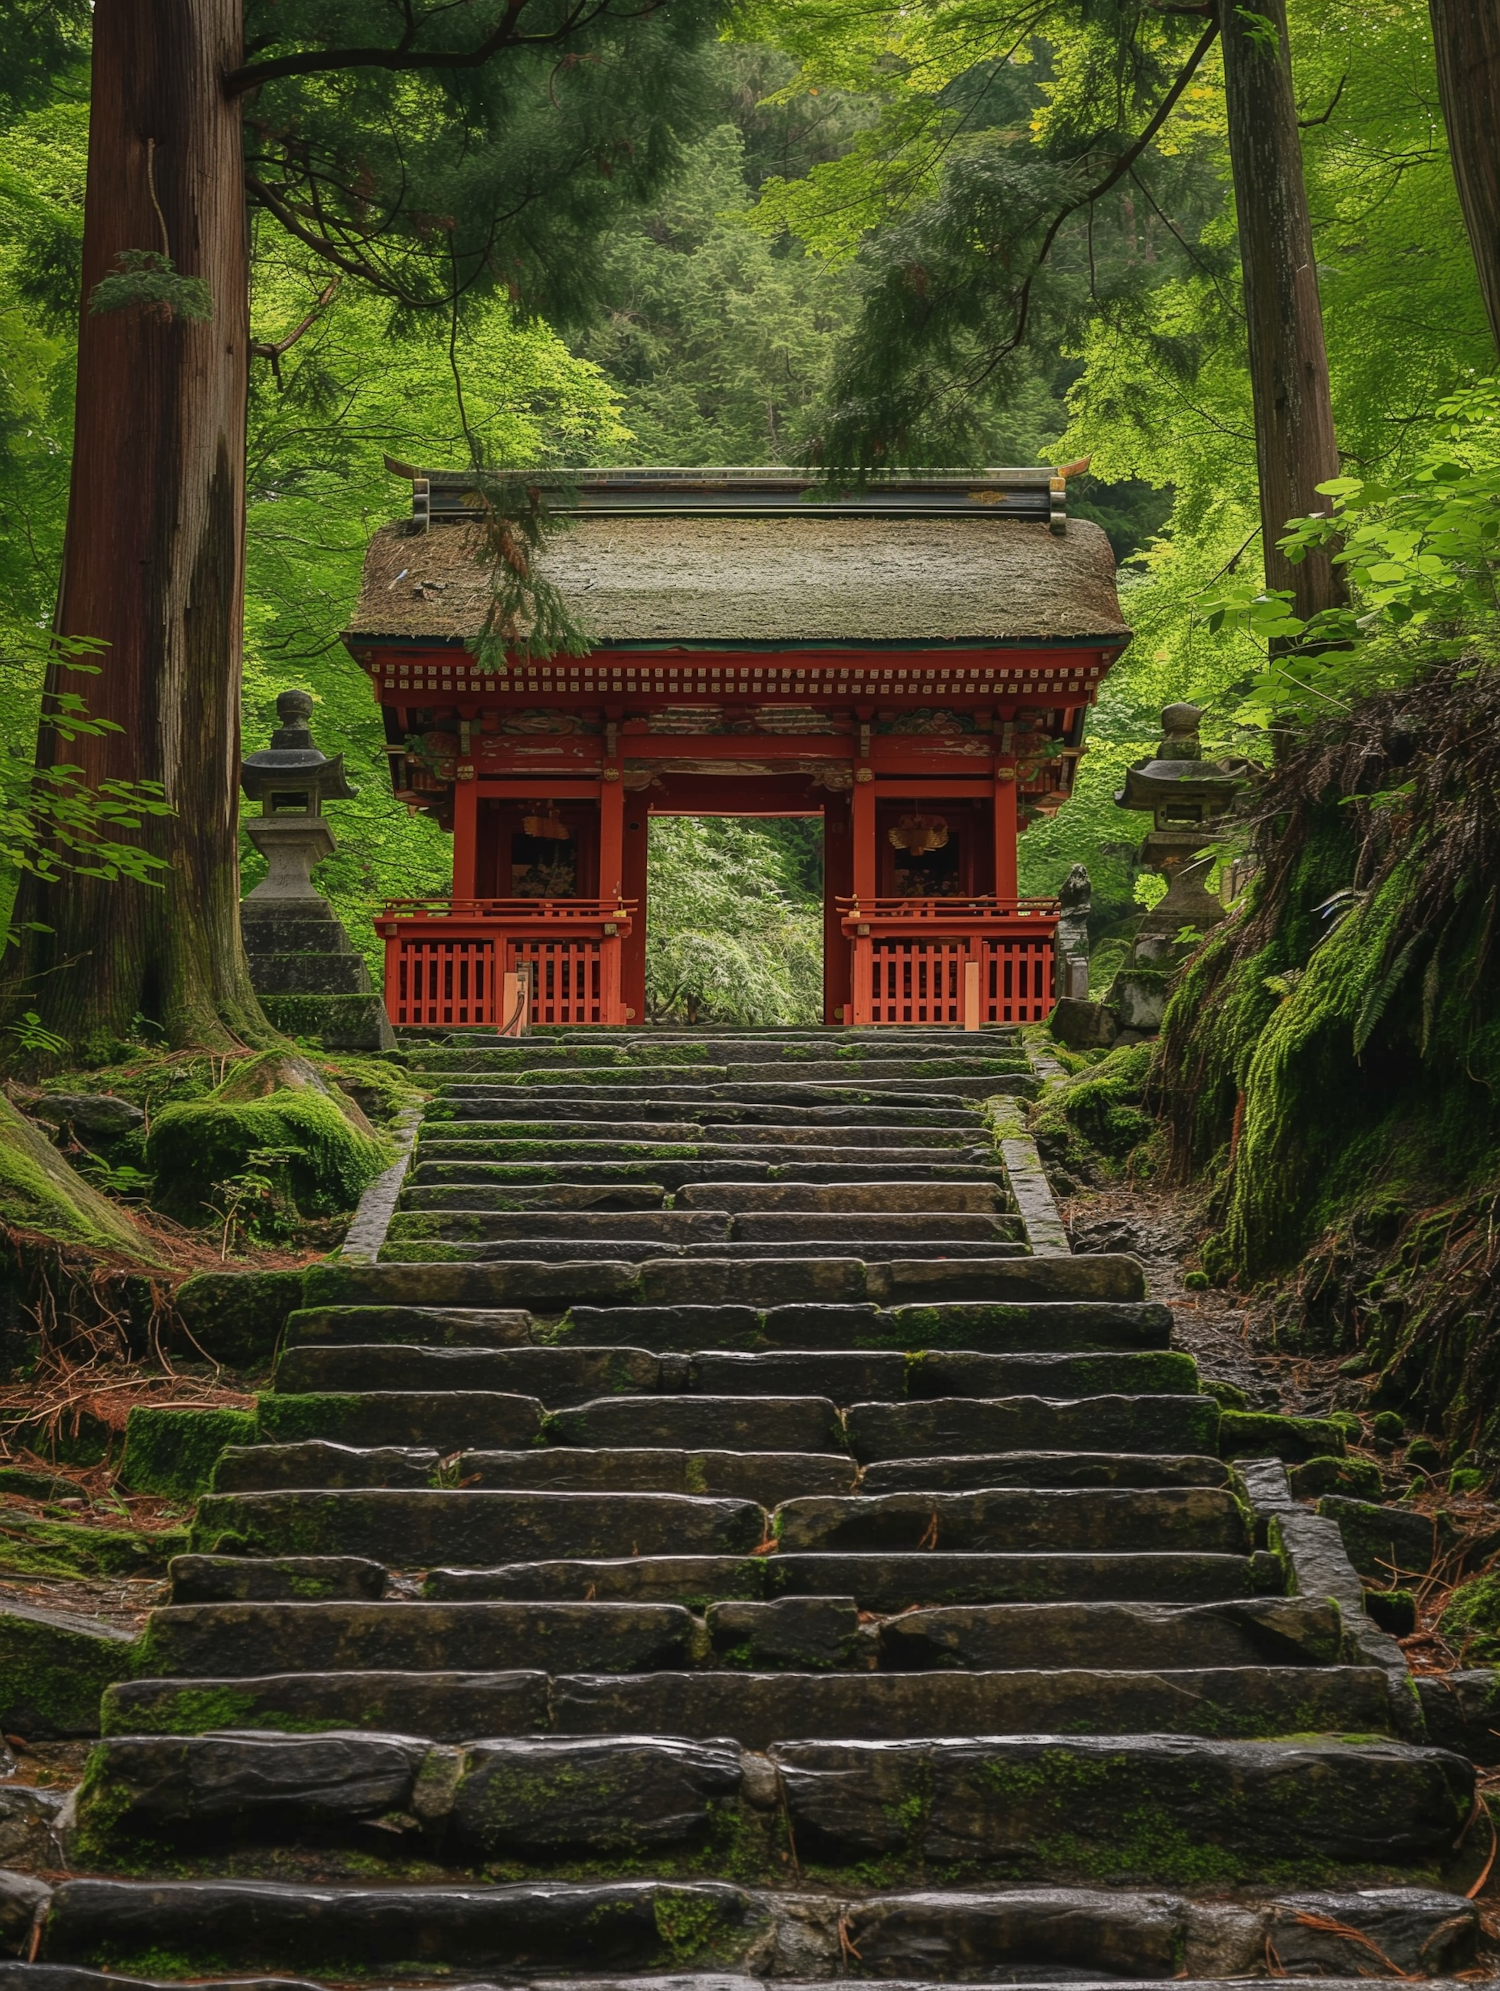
[146,1090,391,1224]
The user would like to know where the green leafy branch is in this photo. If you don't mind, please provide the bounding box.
[88,248,213,324]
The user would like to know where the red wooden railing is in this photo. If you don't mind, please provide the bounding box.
[376,899,636,1028]
[376,894,1057,1031]
[838,897,1059,1027]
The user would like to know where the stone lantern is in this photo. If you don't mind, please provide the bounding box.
[240,691,393,1049]
[1115,704,1251,964]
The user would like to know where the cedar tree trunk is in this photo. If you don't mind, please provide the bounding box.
[11,0,273,1059]
[1429,0,1500,353]
[1220,0,1345,624]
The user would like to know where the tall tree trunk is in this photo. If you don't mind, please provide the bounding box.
[10,0,273,1060]
[1429,0,1500,353]
[1219,0,1345,625]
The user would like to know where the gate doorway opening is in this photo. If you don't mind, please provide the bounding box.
[643,808,823,1027]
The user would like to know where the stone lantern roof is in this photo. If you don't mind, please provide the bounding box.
[241,690,355,809]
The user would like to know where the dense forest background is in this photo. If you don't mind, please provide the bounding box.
[0,3,1489,1026]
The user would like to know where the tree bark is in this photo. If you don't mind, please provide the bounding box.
[1429,0,1500,354]
[1219,0,1345,624]
[10,0,273,1058]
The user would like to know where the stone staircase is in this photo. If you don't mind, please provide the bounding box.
[4,1026,1492,1990]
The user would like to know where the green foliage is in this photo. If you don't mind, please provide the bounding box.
[88,249,212,323]
[646,816,823,1024]
[578,117,857,463]
[146,1090,391,1226]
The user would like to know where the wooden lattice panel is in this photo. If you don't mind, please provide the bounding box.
[391,937,498,1028]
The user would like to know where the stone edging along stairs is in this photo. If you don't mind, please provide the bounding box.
[2,1025,1496,1990]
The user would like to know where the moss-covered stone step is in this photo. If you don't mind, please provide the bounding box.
[285,1304,534,1347]
[730,1213,1022,1239]
[101,1662,1397,1749]
[847,1394,1219,1461]
[35,1876,756,1975]
[774,1487,1250,1556]
[460,1447,857,1503]
[549,1663,1396,1746]
[699,1123,987,1147]
[167,1554,386,1604]
[767,1549,1284,1610]
[213,1441,441,1492]
[134,1600,699,1677]
[273,1340,661,1402]
[377,1238,1034,1266]
[672,1182,1004,1210]
[544,1394,846,1454]
[69,1729,1468,1880]
[386,1207,734,1241]
[265,1345,1194,1407]
[411,1159,1007,1188]
[428,1094,982,1128]
[560,1300,1175,1354]
[860,1452,1228,1491]
[257,1390,543,1450]
[426,1548,1282,1609]
[874,1596,1342,1670]
[415,1143,999,1173]
[302,1255,1161,1320]
[193,1488,769,1563]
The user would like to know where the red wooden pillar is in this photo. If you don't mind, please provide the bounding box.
[993,763,1019,903]
[453,774,479,901]
[822,793,853,1024]
[599,773,624,903]
[852,774,877,901]
[620,800,648,1024]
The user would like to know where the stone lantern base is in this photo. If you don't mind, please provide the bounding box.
[242,820,394,1051]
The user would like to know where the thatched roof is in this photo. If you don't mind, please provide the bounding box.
[346,515,1129,649]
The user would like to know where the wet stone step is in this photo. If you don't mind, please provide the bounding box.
[874,1596,1343,1670]
[549,1664,1396,1747]
[167,1554,388,1604]
[543,1393,846,1454]
[860,1452,1230,1491]
[257,1391,543,1451]
[425,1548,1283,1608]
[380,1239,706,1264]
[285,1306,534,1348]
[459,1447,858,1503]
[36,1877,755,1975]
[426,1554,770,1604]
[136,1600,699,1677]
[386,1210,733,1242]
[672,1183,1005,1210]
[767,1549,1284,1609]
[99,1662,1396,1750]
[379,1239,1035,1266]
[273,1342,662,1403]
[68,1733,1470,1879]
[774,1487,1250,1556]
[847,1394,1220,1460]
[558,1300,1175,1353]
[729,1213,1022,1239]
[413,1141,998,1168]
[430,1095,982,1127]
[418,1156,1006,1180]
[194,1488,768,1563]
[213,1442,441,1493]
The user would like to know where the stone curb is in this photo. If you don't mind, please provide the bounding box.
[339,1105,423,1264]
